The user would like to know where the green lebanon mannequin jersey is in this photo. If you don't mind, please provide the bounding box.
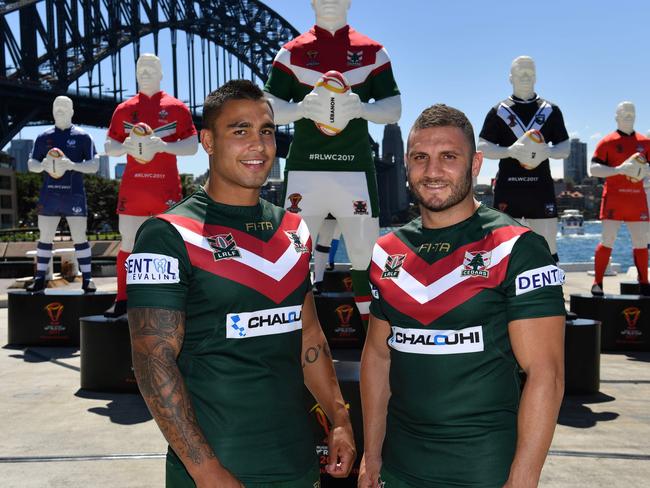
[265,24,400,172]
[369,205,565,487]
[127,188,316,485]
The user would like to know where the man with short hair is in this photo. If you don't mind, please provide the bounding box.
[127,80,355,487]
[359,104,565,487]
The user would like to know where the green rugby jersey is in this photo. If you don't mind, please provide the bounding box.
[369,205,565,487]
[264,24,400,172]
[127,188,316,485]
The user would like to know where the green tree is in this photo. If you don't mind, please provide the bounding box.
[468,253,485,271]
[84,174,120,231]
[16,173,43,227]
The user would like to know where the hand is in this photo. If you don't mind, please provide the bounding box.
[326,421,356,478]
[299,92,330,122]
[146,135,167,154]
[357,454,382,488]
[508,140,550,170]
[41,157,55,175]
[57,156,74,173]
[338,92,363,121]
[617,152,649,182]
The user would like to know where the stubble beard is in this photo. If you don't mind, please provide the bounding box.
[409,164,473,213]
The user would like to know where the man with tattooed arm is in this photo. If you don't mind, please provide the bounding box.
[126,80,355,487]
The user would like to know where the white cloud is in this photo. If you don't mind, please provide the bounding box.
[568,131,580,139]
[589,132,602,140]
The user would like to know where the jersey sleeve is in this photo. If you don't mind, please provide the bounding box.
[368,243,389,321]
[126,217,192,311]
[502,231,565,322]
[107,105,128,143]
[83,133,97,161]
[264,48,299,102]
[478,107,503,145]
[174,102,198,141]
[368,48,401,101]
[592,138,609,165]
[547,106,569,145]
[31,134,48,161]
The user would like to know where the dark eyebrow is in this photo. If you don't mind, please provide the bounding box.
[226,121,252,128]
[261,122,276,130]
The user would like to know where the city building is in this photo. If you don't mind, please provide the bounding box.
[7,139,34,173]
[98,154,110,178]
[268,157,282,182]
[114,163,126,180]
[563,138,587,184]
[375,123,409,225]
[474,184,494,207]
[0,156,17,228]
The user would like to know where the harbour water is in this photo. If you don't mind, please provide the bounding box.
[331,221,637,270]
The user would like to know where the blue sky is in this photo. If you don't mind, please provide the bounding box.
[6,0,650,184]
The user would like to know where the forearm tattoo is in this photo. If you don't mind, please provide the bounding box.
[302,340,331,368]
[128,308,216,466]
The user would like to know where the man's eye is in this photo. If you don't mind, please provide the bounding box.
[234,129,247,135]
[261,129,275,136]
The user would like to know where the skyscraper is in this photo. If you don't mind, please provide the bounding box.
[98,154,110,179]
[376,124,409,225]
[7,139,34,173]
[564,138,587,184]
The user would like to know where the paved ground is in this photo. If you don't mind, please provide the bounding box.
[1,271,649,487]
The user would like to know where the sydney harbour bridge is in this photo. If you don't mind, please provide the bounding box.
[0,0,298,149]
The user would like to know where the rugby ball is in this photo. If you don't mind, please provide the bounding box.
[45,147,66,179]
[516,129,546,170]
[129,122,156,163]
[627,153,648,183]
[312,70,351,136]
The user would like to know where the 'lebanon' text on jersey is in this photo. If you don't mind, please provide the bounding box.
[127,188,316,486]
[265,24,400,172]
[369,205,565,487]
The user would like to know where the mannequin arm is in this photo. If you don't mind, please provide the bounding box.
[264,92,305,125]
[547,139,570,159]
[28,158,45,173]
[153,135,199,157]
[359,95,401,125]
[590,162,620,178]
[105,137,129,157]
[68,154,100,174]
[478,138,512,160]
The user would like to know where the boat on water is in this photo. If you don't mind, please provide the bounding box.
[560,209,584,235]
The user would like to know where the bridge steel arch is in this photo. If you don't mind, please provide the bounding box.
[0,0,298,148]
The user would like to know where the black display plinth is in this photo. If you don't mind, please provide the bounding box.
[305,360,361,487]
[7,290,116,347]
[320,268,355,293]
[565,319,601,394]
[315,292,365,349]
[80,315,138,393]
[620,281,640,295]
[570,293,650,351]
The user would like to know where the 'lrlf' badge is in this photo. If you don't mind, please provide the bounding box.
[381,254,406,279]
[461,251,491,278]
[207,233,241,260]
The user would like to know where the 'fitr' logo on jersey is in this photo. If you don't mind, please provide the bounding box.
[461,251,491,278]
[381,254,406,279]
[285,231,309,254]
[207,233,241,261]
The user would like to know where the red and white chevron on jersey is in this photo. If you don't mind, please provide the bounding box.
[158,212,312,304]
[370,226,530,325]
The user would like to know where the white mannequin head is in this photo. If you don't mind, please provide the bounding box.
[615,101,635,135]
[509,56,536,100]
[311,0,350,33]
[136,53,163,97]
[52,96,74,130]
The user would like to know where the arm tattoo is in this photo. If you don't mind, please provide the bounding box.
[302,340,331,368]
[129,308,216,466]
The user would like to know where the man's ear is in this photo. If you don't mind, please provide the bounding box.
[200,129,214,155]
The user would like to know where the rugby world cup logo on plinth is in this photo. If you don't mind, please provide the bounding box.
[381,254,406,279]
[461,251,491,278]
[45,302,64,325]
[287,193,302,213]
[335,304,355,326]
[620,307,642,341]
[207,233,241,261]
